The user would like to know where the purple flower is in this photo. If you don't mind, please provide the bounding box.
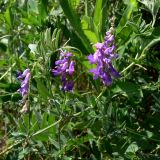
[68,61,75,75]
[62,81,74,91]
[17,69,30,79]
[17,69,31,96]
[87,54,95,64]
[87,29,120,86]
[101,72,112,86]
[108,63,120,78]
[95,42,103,49]
[52,52,75,92]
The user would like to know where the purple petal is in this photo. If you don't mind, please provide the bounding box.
[65,53,72,57]
[52,69,61,75]
[63,81,74,91]
[61,52,72,57]
[17,71,30,96]
[68,61,75,75]
[18,87,28,96]
[61,74,66,82]
[94,51,101,62]
[90,68,99,80]
[105,35,114,44]
[55,59,67,65]
[21,73,30,86]
[16,71,22,78]
[105,31,111,36]
[113,53,119,59]
[87,54,95,64]
[17,69,30,79]
[109,63,120,78]
[101,72,112,86]
[108,35,114,42]
[94,42,103,49]
[103,58,111,64]
[61,62,68,72]
[104,45,115,55]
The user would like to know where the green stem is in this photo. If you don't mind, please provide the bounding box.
[126,127,160,143]
[0,140,24,155]
[96,87,107,101]
[0,52,25,80]
[31,118,62,137]
[120,62,135,74]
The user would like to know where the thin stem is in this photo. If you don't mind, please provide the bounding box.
[120,52,142,74]
[0,52,25,80]
[73,106,93,117]
[96,87,107,101]
[126,127,160,143]
[58,124,61,150]
[0,139,24,155]
[30,118,62,137]
[85,0,88,16]
[120,62,135,74]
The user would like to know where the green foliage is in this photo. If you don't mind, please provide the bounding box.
[0,0,160,159]
[59,0,93,53]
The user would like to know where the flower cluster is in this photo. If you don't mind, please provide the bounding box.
[52,52,75,91]
[17,31,119,94]
[17,69,31,97]
[87,29,120,85]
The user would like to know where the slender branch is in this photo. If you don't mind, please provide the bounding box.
[30,118,62,137]
[0,140,24,156]
[0,52,25,80]
[120,62,135,74]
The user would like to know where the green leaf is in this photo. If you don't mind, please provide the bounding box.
[58,134,94,155]
[145,130,153,138]
[39,0,48,21]
[21,111,56,141]
[138,0,160,26]
[70,0,80,9]
[21,14,41,26]
[127,22,139,34]
[18,148,29,160]
[117,26,133,41]
[81,16,98,44]
[41,113,48,129]
[18,114,30,132]
[93,0,109,37]
[30,112,40,132]
[0,42,7,52]
[141,37,160,58]
[5,7,12,28]
[116,0,137,34]
[126,142,138,153]
[27,0,39,14]
[125,142,138,158]
[0,60,7,67]
[28,44,37,53]
[93,0,103,26]
[59,0,93,54]
[35,77,51,100]
[152,26,160,37]
[53,29,62,49]
[97,137,113,156]
[113,81,143,100]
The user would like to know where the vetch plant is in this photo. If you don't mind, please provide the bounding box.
[52,52,75,91]
[17,69,31,97]
[17,69,31,113]
[87,28,120,86]
[1,0,160,159]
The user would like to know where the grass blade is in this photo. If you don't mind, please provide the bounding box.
[59,0,93,54]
